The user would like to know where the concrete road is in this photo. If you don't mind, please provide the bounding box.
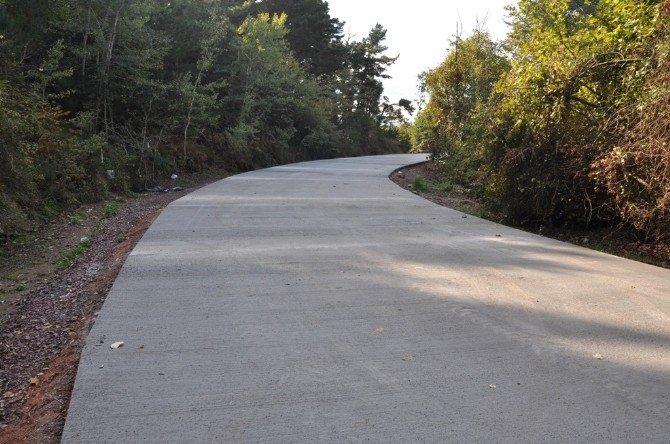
[63,154,670,442]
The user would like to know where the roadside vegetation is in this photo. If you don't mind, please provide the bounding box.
[0,0,412,242]
[409,0,670,259]
[55,237,90,269]
[395,163,667,268]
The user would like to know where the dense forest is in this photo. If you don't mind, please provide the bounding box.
[413,0,670,246]
[0,0,411,237]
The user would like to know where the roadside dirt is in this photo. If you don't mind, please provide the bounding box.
[392,162,670,269]
[392,162,489,218]
[0,170,226,443]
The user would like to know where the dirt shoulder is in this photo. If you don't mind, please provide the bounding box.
[0,170,227,443]
[391,162,670,270]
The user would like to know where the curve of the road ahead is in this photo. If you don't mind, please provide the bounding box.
[63,154,670,442]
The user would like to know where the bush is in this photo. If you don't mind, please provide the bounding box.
[433,181,454,192]
[413,30,509,189]
[592,10,670,241]
[104,202,120,218]
[486,0,660,227]
[411,176,430,193]
[410,0,668,245]
[0,83,111,237]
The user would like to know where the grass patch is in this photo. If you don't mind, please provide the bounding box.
[67,210,88,226]
[2,272,20,282]
[410,176,458,194]
[56,237,91,269]
[39,202,60,222]
[411,176,430,193]
[432,181,455,192]
[104,201,120,218]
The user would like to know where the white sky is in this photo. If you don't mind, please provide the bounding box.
[327,0,512,104]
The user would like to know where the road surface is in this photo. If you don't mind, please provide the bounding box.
[63,154,670,442]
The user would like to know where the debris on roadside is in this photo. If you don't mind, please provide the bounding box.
[145,185,187,193]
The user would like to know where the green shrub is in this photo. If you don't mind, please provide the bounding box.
[67,211,87,225]
[485,0,660,227]
[411,176,430,193]
[432,181,454,192]
[104,202,120,218]
[56,237,90,269]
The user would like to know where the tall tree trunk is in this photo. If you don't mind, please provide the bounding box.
[183,60,207,160]
[97,0,125,162]
[82,2,92,78]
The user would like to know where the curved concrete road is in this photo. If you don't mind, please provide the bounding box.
[63,154,670,442]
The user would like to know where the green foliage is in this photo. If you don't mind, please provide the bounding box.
[230,13,317,166]
[414,30,509,187]
[488,0,661,226]
[410,0,669,245]
[67,211,87,225]
[411,176,430,193]
[0,78,106,234]
[346,24,398,117]
[432,181,455,193]
[105,201,120,218]
[252,0,346,77]
[56,237,90,269]
[592,6,670,241]
[409,176,455,194]
[0,0,403,238]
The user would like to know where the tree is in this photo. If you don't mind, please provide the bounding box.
[490,0,661,226]
[378,97,415,126]
[176,12,229,161]
[229,13,338,166]
[252,0,345,77]
[346,24,397,116]
[414,30,509,185]
[591,2,670,242]
[0,0,403,238]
